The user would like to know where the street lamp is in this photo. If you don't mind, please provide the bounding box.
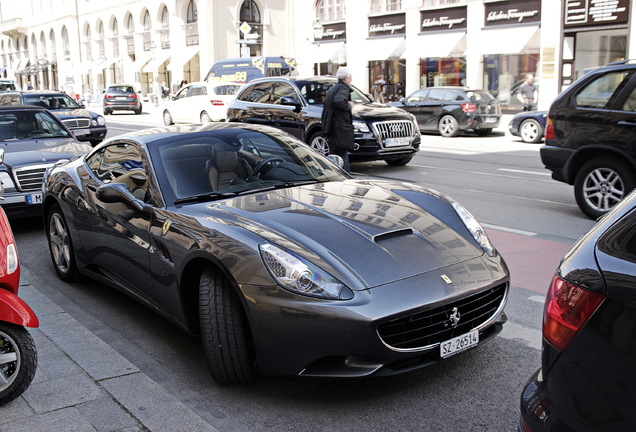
[313,21,324,46]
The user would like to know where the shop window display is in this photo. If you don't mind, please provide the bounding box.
[369,60,405,103]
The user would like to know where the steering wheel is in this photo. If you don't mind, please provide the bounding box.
[253,157,286,178]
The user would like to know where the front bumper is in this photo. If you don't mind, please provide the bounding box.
[242,255,509,377]
[350,132,421,162]
[70,125,107,143]
[0,192,43,218]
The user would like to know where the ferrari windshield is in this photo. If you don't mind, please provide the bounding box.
[149,127,348,204]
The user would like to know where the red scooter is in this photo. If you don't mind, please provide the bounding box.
[0,148,38,405]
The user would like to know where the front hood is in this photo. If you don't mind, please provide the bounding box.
[0,138,91,168]
[352,103,414,122]
[190,180,486,288]
[53,108,92,119]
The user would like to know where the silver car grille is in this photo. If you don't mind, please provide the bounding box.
[371,120,414,140]
[63,118,91,129]
[15,165,51,192]
[377,283,507,350]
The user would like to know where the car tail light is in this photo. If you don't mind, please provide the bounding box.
[104,94,113,99]
[544,117,554,140]
[209,100,225,106]
[130,93,138,99]
[543,275,604,351]
[461,102,476,113]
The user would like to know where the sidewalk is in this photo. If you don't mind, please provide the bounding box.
[0,267,218,432]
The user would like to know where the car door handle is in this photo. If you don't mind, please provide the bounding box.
[617,120,636,127]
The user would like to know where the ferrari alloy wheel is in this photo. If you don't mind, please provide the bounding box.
[574,157,636,219]
[309,132,330,156]
[519,119,543,143]
[438,115,459,137]
[199,267,258,384]
[47,205,81,281]
[0,324,37,406]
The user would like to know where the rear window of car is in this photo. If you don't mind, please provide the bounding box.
[213,85,240,96]
[574,71,633,109]
[108,86,135,93]
[465,91,495,102]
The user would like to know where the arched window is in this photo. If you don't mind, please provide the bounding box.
[240,0,260,22]
[62,26,70,57]
[316,0,345,22]
[84,24,92,61]
[186,1,198,23]
[161,6,169,28]
[126,15,135,34]
[143,10,151,31]
[112,18,119,37]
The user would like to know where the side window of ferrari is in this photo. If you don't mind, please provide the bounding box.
[87,143,149,201]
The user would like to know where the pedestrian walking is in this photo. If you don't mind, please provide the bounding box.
[321,67,355,173]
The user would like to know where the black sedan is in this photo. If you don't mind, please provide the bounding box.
[519,190,636,432]
[0,90,107,145]
[388,87,501,137]
[0,105,92,218]
[43,122,509,384]
[508,111,547,143]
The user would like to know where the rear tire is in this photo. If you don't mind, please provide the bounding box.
[201,112,212,123]
[0,323,38,406]
[199,267,258,384]
[519,119,543,143]
[438,115,459,137]
[574,157,636,219]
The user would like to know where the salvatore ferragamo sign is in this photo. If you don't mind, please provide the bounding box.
[420,6,467,32]
[484,0,541,27]
[368,13,406,37]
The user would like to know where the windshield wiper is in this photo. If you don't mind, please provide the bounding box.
[174,191,238,205]
[238,180,319,195]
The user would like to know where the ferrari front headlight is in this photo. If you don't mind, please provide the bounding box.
[259,243,350,300]
[451,201,495,257]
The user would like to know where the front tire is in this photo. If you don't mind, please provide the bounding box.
[308,131,330,156]
[199,267,258,384]
[519,119,543,143]
[47,205,81,282]
[438,115,459,137]
[163,110,174,126]
[0,324,37,406]
[200,112,212,123]
[574,157,636,219]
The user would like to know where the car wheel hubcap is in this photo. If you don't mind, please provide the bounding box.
[0,330,21,391]
[163,112,172,125]
[440,118,455,135]
[311,136,330,156]
[521,122,537,141]
[583,168,624,212]
[49,213,71,273]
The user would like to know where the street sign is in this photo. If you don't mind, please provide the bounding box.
[239,22,251,34]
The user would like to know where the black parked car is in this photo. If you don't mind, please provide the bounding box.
[541,60,636,219]
[519,189,636,432]
[508,110,547,143]
[0,105,92,218]
[103,84,142,115]
[42,122,509,384]
[388,87,501,137]
[0,90,107,145]
[227,76,421,166]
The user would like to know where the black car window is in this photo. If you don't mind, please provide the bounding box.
[297,82,331,105]
[108,86,135,94]
[621,86,636,112]
[189,85,205,97]
[174,87,188,100]
[428,89,449,102]
[465,91,495,102]
[575,71,633,109]
[0,111,71,140]
[272,82,299,104]
[87,143,150,202]
[0,94,21,105]
[240,82,273,103]
[213,85,240,96]
[406,89,429,103]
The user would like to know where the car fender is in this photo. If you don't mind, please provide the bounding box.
[564,145,636,184]
[0,289,39,327]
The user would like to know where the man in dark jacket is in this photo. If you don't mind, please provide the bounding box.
[322,67,355,173]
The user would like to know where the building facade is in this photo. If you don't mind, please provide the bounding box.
[1,0,635,111]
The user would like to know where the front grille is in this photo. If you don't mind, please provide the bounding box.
[378,283,507,350]
[371,120,414,140]
[15,165,51,191]
[63,118,91,129]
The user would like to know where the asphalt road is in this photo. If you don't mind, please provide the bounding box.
[10,112,598,432]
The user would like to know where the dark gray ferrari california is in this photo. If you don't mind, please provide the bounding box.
[42,122,509,384]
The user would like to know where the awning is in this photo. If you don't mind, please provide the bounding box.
[317,42,347,64]
[367,37,406,61]
[132,52,153,72]
[93,57,120,71]
[167,46,199,71]
[14,59,29,75]
[479,26,540,55]
[141,51,171,73]
[412,32,466,58]
[12,59,25,74]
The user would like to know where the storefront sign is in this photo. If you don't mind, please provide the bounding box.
[369,13,406,37]
[484,0,541,27]
[420,7,467,32]
[564,0,629,28]
[316,22,346,42]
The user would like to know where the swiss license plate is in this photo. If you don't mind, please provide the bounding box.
[385,137,410,147]
[484,117,498,123]
[440,329,479,359]
[26,194,42,205]
[72,129,90,136]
